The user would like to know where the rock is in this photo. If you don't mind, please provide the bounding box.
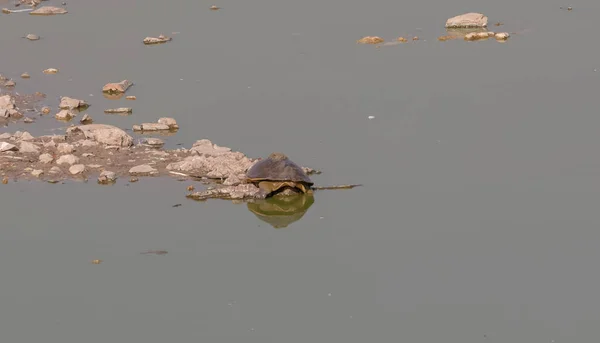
[25,34,40,41]
[24,117,34,124]
[57,143,74,154]
[167,139,253,179]
[4,80,15,87]
[357,36,384,44]
[0,142,18,152]
[14,131,34,141]
[6,109,23,119]
[0,109,7,118]
[143,138,164,148]
[80,113,92,124]
[73,124,133,147]
[132,123,170,131]
[397,37,408,42]
[31,169,44,177]
[55,109,77,120]
[102,80,133,94]
[0,95,15,109]
[126,96,136,100]
[19,141,40,154]
[79,140,97,147]
[0,133,11,139]
[38,153,54,164]
[49,166,62,174]
[445,13,488,28]
[41,106,51,114]
[56,154,79,165]
[129,164,158,176]
[157,117,179,130]
[43,68,58,74]
[143,35,172,45]
[30,6,67,15]
[69,164,86,175]
[59,96,89,110]
[21,73,30,79]
[97,170,117,184]
[495,32,510,40]
[104,108,132,114]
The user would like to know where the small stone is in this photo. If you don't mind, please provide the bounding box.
[31,169,44,177]
[157,117,179,129]
[80,140,97,147]
[57,143,74,154]
[43,68,58,74]
[24,117,34,123]
[143,138,164,148]
[6,109,23,119]
[143,35,172,45]
[130,177,139,182]
[210,5,220,10]
[2,177,7,184]
[55,109,77,120]
[104,107,132,114]
[20,72,31,80]
[49,166,62,174]
[129,164,158,176]
[82,153,94,157]
[41,106,51,114]
[4,80,15,87]
[0,95,15,109]
[445,12,488,28]
[97,170,117,184]
[102,80,133,94]
[59,96,89,110]
[0,142,18,152]
[30,6,67,15]
[397,37,408,42]
[132,123,170,131]
[80,113,92,124]
[43,140,56,148]
[19,141,40,154]
[69,164,86,175]
[126,96,136,100]
[14,131,34,141]
[357,36,384,44]
[495,32,510,40]
[56,154,79,165]
[39,153,54,163]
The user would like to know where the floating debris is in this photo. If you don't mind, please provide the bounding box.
[104,107,132,114]
[30,6,67,15]
[357,36,384,44]
[102,80,133,94]
[143,35,172,45]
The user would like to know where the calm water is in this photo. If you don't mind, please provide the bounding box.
[2,0,600,342]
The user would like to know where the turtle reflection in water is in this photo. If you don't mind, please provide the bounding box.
[245,152,314,198]
[247,193,315,228]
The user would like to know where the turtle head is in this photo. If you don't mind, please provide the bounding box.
[268,152,288,161]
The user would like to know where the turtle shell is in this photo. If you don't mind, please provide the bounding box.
[246,152,314,186]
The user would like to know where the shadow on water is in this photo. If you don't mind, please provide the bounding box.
[246,193,315,229]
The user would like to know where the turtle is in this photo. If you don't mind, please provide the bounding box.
[245,152,314,198]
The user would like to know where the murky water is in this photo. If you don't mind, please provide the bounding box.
[2,0,600,342]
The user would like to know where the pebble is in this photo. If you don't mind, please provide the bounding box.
[97,170,117,184]
[38,153,54,164]
[21,72,30,79]
[56,154,79,165]
[43,68,58,74]
[25,34,39,41]
[69,164,86,175]
[57,143,75,154]
[31,169,43,177]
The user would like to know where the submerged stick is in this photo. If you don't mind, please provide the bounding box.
[312,184,362,190]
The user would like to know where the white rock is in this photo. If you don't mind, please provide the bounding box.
[57,143,74,154]
[445,12,488,28]
[74,124,133,147]
[31,169,44,177]
[129,164,158,176]
[69,164,86,175]
[56,154,79,165]
[55,109,77,120]
[19,141,40,154]
[59,96,88,110]
[39,153,54,163]
[0,142,18,152]
[97,170,117,184]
